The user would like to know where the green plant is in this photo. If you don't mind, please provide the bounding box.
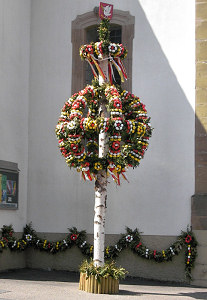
[79,259,128,281]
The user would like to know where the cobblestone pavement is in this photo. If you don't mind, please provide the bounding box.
[0,269,206,300]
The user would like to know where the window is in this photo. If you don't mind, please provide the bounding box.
[71,9,134,93]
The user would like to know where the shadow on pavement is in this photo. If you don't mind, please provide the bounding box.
[118,290,207,299]
[0,269,207,299]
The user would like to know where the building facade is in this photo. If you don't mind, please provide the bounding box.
[1,0,206,286]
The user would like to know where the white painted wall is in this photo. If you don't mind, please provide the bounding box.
[0,0,194,236]
[0,0,31,231]
[108,0,195,235]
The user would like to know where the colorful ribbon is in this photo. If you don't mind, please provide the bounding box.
[115,58,127,80]
[86,59,98,79]
[86,55,127,84]
[90,55,106,81]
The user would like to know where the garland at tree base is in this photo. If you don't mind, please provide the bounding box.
[80,260,127,281]
[0,224,197,281]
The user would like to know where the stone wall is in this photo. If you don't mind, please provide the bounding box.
[191,0,207,288]
[195,0,207,196]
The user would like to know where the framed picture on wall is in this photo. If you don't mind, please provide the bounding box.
[0,161,19,210]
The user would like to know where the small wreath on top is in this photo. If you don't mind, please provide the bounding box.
[55,81,152,184]
[79,19,127,61]
[79,41,128,61]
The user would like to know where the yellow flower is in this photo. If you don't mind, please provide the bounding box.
[86,119,97,130]
[94,162,103,170]
[137,124,146,136]
[90,245,93,253]
[115,165,122,172]
[66,158,73,165]
[43,240,47,248]
[114,47,121,57]
[77,154,86,162]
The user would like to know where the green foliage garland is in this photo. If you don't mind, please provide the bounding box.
[0,224,197,280]
[98,18,110,47]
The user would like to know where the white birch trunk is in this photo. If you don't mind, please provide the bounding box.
[93,57,108,267]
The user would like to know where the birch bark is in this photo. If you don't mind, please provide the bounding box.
[93,57,108,267]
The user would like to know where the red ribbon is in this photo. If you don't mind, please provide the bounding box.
[115,58,127,80]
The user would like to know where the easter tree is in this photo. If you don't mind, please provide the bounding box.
[55,3,152,293]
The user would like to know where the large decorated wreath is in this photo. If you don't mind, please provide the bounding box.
[55,19,152,184]
[55,82,152,184]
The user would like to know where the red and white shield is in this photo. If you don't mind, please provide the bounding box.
[99,2,113,20]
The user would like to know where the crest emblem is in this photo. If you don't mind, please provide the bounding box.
[99,2,113,20]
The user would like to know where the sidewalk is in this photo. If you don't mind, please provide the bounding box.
[0,269,206,300]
